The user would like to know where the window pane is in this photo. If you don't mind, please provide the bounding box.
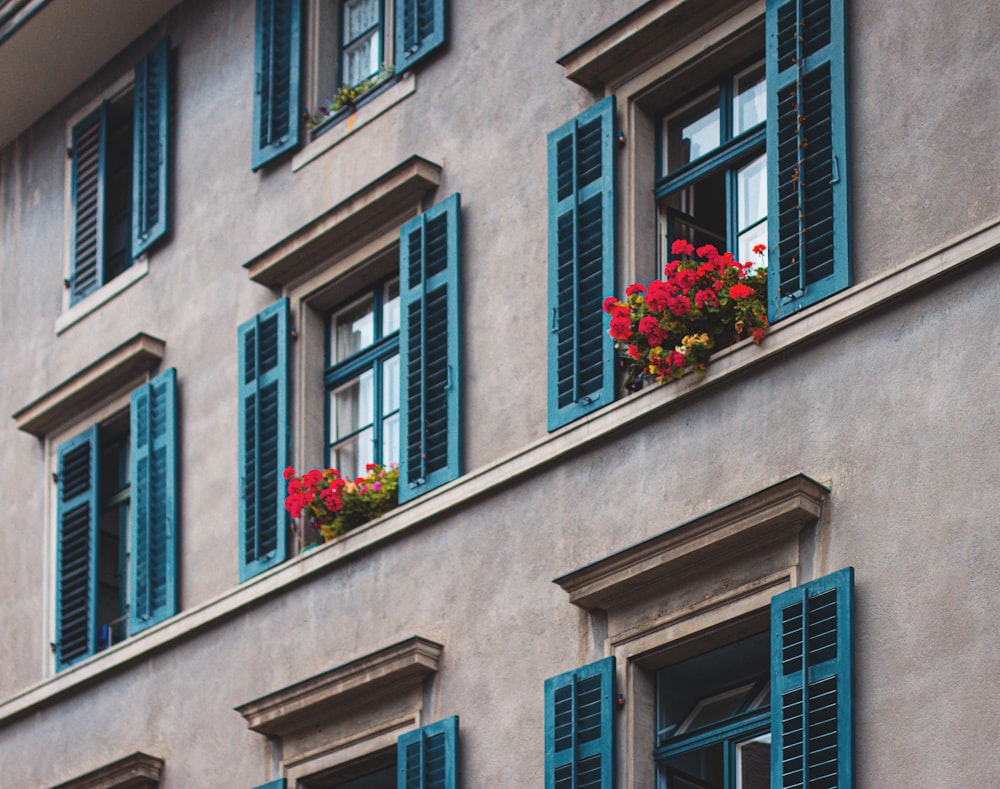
[382,412,399,467]
[736,733,771,789]
[737,155,767,230]
[332,427,373,482]
[658,742,724,789]
[343,0,378,42]
[343,29,379,86]
[383,353,400,413]
[383,279,400,335]
[738,221,768,271]
[664,90,721,174]
[334,295,375,362]
[332,370,374,442]
[734,63,767,135]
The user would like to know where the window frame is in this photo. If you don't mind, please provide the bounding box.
[338,0,384,90]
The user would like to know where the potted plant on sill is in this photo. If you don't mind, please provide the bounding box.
[283,462,399,547]
[304,65,396,130]
[605,240,770,391]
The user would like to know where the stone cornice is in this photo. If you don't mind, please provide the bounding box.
[50,751,163,789]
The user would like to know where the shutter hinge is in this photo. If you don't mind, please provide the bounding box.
[550,307,558,332]
[578,395,594,405]
[616,693,626,708]
[255,72,262,94]
[616,131,626,148]
[830,155,840,185]
[49,642,57,653]
[290,327,299,341]
[66,147,73,159]
[51,472,59,483]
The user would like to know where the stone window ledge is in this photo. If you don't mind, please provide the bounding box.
[55,257,150,335]
[0,215,995,728]
[50,752,164,789]
[235,636,443,737]
[12,332,165,437]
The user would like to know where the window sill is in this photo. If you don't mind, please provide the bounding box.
[292,72,416,173]
[0,216,995,726]
[55,257,149,336]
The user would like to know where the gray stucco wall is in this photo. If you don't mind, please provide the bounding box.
[0,0,997,785]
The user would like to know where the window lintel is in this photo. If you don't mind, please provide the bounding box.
[50,751,164,789]
[557,0,759,90]
[244,155,442,289]
[553,474,828,611]
[13,332,165,437]
[235,635,443,737]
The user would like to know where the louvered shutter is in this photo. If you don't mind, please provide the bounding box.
[132,37,170,256]
[397,716,458,789]
[547,97,616,432]
[544,656,615,789]
[771,567,854,789]
[394,0,446,73]
[398,194,461,504]
[129,368,178,634]
[766,0,850,322]
[55,427,99,670]
[69,105,108,304]
[238,299,290,581]
[252,0,301,170]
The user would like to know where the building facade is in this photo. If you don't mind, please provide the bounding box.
[0,0,997,786]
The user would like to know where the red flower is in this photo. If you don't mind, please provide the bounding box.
[696,244,719,260]
[670,351,686,368]
[627,344,640,360]
[663,260,681,277]
[602,296,619,314]
[638,316,667,347]
[671,239,695,257]
[609,316,632,340]
[625,282,646,296]
[752,328,766,345]
[611,304,630,320]
[752,243,767,255]
[645,280,671,312]
[694,289,718,308]
[666,295,691,317]
[283,466,296,480]
[728,283,754,300]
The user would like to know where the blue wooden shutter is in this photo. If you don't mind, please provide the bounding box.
[69,105,108,304]
[771,567,854,789]
[55,426,100,670]
[398,194,461,504]
[238,299,290,581]
[397,716,458,789]
[250,781,285,789]
[544,656,615,789]
[129,367,178,634]
[547,97,616,432]
[766,0,850,322]
[252,0,301,170]
[394,0,446,73]
[132,36,170,257]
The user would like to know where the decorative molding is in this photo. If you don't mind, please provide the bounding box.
[13,333,165,437]
[50,752,163,789]
[557,0,758,90]
[554,475,829,611]
[244,155,442,288]
[235,636,443,736]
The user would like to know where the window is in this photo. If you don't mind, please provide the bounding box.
[654,632,770,789]
[68,37,170,304]
[547,0,851,428]
[54,369,178,670]
[238,192,461,581]
[252,0,447,168]
[544,569,855,789]
[656,59,768,278]
[326,278,401,479]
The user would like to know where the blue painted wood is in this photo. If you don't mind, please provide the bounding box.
[544,656,615,789]
[132,36,170,256]
[766,0,851,323]
[69,104,108,304]
[252,0,301,170]
[770,567,854,789]
[238,299,290,581]
[547,96,617,432]
[129,367,178,634]
[394,0,446,74]
[398,193,461,504]
[397,715,458,789]
[55,426,100,670]
[250,780,285,789]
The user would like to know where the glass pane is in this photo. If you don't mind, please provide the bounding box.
[738,221,768,271]
[343,29,379,87]
[383,354,400,413]
[736,733,771,789]
[332,370,374,442]
[658,742,724,789]
[737,154,767,230]
[734,62,767,135]
[332,427,373,482]
[664,90,721,174]
[382,412,399,467]
[383,279,400,335]
[343,0,378,42]
[334,295,375,362]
